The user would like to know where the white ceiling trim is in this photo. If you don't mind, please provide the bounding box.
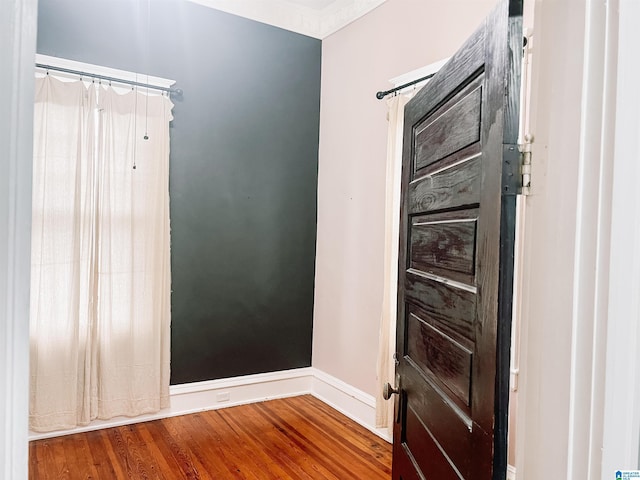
[188,0,388,39]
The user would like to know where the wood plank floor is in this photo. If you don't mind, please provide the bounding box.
[29,395,392,479]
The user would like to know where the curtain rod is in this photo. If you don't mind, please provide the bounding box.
[35,63,183,97]
[375,72,437,100]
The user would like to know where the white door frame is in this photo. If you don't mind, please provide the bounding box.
[0,0,37,478]
[515,0,640,478]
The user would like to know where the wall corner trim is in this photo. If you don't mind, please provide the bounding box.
[29,367,392,443]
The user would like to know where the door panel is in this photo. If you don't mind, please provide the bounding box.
[408,156,481,215]
[409,208,479,283]
[407,311,473,407]
[392,1,522,479]
[414,76,483,173]
[404,273,476,342]
[405,405,468,478]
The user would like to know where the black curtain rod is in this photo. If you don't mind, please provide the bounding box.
[375,72,437,100]
[35,63,183,97]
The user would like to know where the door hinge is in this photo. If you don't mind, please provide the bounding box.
[518,135,533,196]
[510,367,520,392]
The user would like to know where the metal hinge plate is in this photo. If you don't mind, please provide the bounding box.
[518,135,533,195]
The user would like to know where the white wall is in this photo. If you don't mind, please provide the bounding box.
[313,0,495,396]
[0,0,37,478]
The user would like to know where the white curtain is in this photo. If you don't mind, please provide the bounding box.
[30,75,173,432]
[375,93,414,436]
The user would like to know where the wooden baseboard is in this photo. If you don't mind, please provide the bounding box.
[28,367,391,443]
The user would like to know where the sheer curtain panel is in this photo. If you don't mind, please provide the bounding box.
[30,76,173,432]
[375,93,413,436]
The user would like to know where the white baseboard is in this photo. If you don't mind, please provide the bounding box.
[28,367,391,443]
[310,368,392,442]
[507,464,517,480]
[169,367,313,415]
[29,368,314,441]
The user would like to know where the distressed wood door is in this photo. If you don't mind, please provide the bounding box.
[391,1,522,479]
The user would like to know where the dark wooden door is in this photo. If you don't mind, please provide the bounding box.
[391,1,522,479]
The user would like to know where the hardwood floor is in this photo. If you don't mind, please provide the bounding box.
[29,395,392,479]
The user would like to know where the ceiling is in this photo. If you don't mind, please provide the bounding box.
[283,0,338,10]
[188,0,388,39]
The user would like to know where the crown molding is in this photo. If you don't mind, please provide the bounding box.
[188,0,387,39]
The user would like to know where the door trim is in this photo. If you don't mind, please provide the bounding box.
[602,0,640,473]
[0,0,37,479]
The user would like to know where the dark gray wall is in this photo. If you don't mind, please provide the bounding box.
[37,0,320,384]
